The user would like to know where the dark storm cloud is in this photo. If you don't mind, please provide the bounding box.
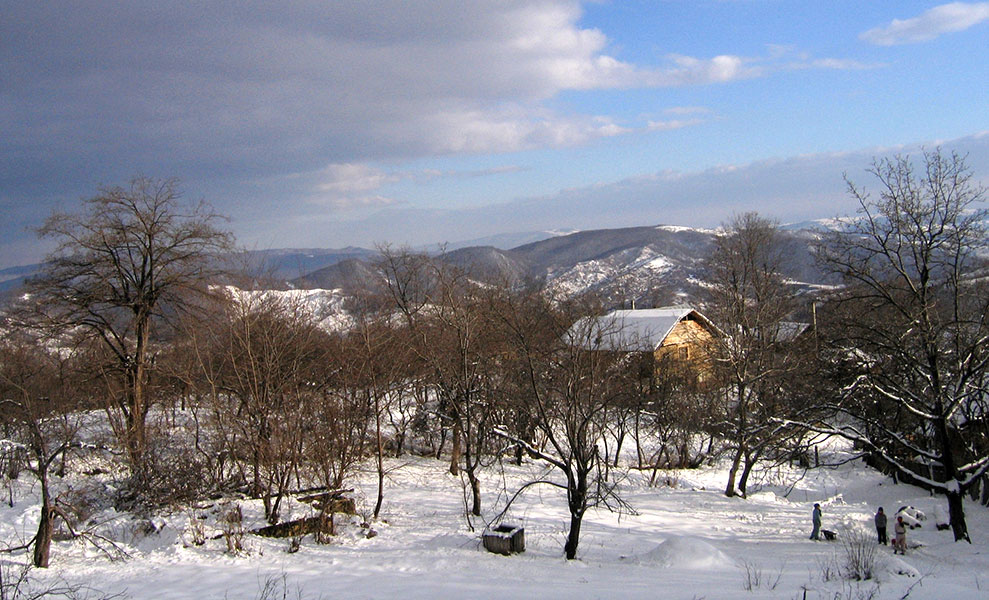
[1,1,638,191]
[0,1,948,267]
[1,1,653,263]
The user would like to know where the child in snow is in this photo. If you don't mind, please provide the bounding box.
[894,515,907,554]
[810,503,822,540]
[875,507,888,545]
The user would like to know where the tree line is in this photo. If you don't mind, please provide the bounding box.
[3,150,989,569]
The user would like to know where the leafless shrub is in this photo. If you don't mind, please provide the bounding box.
[0,442,26,481]
[830,579,881,600]
[60,482,115,531]
[818,553,841,582]
[0,561,124,600]
[312,510,334,545]
[185,513,207,547]
[119,430,211,513]
[220,504,246,555]
[838,527,884,581]
[251,572,317,600]
[742,561,763,591]
[742,560,784,592]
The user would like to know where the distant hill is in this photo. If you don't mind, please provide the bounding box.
[294,256,383,290]
[0,263,41,304]
[0,224,832,311]
[234,247,377,281]
[287,224,830,309]
[437,246,533,283]
[438,229,575,252]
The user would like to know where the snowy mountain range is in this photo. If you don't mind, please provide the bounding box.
[293,223,831,309]
[0,224,833,309]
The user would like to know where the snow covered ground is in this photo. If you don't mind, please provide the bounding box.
[3,446,988,599]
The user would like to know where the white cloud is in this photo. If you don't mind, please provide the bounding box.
[663,106,711,116]
[644,48,873,87]
[809,58,879,70]
[308,163,401,209]
[646,119,705,132]
[416,106,632,154]
[860,2,989,45]
[315,163,398,194]
[307,161,529,208]
[653,54,762,86]
[413,166,528,182]
[313,195,402,210]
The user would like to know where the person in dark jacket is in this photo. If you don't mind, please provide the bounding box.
[875,507,888,545]
[810,503,822,540]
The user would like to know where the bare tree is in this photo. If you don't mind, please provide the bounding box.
[634,352,715,481]
[340,289,408,520]
[191,290,328,524]
[815,149,989,542]
[426,261,503,518]
[492,290,629,559]
[0,331,79,568]
[29,177,232,481]
[703,213,810,498]
[374,248,501,519]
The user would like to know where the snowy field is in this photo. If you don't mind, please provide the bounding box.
[3,447,988,600]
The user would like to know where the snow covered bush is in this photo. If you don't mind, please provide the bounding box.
[895,506,925,529]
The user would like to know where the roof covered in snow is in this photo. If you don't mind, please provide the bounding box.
[569,306,717,351]
[776,321,813,342]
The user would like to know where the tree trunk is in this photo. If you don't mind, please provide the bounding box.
[124,383,147,481]
[737,452,756,499]
[126,316,151,480]
[565,469,589,560]
[449,420,462,476]
[725,446,743,497]
[634,410,644,469]
[564,511,583,560]
[435,427,446,461]
[268,489,283,525]
[934,413,971,542]
[468,469,482,517]
[947,488,970,542]
[612,428,625,468]
[373,395,385,519]
[33,475,53,568]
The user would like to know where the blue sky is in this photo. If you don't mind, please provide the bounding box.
[2,1,988,267]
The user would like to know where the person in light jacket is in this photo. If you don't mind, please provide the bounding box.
[810,503,822,540]
[894,515,907,554]
[875,507,888,545]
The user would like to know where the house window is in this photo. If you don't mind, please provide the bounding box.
[678,346,689,361]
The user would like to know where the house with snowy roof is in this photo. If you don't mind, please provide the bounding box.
[569,306,720,385]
